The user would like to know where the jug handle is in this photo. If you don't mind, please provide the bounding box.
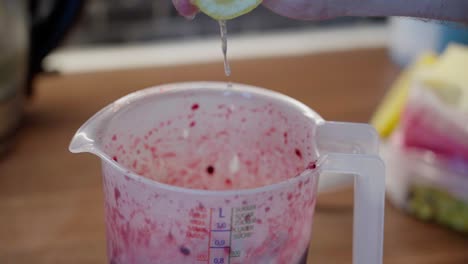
[316,122,380,192]
[317,122,385,264]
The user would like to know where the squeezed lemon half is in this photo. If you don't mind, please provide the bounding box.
[194,0,262,20]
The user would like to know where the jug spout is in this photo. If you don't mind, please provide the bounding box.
[69,110,109,155]
[69,130,96,154]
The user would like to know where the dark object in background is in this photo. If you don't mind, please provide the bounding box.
[27,0,85,95]
[0,0,84,156]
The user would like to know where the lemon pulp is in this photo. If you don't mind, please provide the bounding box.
[194,0,262,20]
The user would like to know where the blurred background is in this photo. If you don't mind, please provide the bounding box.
[43,0,386,73]
[1,1,468,263]
[23,1,468,72]
[64,0,378,45]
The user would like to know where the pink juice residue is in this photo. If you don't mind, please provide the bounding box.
[100,92,319,264]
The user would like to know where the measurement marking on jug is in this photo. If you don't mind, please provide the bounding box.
[232,205,256,240]
[206,207,235,264]
[228,208,234,264]
[187,207,209,240]
[204,205,256,263]
[207,208,214,264]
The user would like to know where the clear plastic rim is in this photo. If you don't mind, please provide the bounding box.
[84,81,324,196]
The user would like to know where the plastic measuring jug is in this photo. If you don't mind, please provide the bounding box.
[70,82,385,264]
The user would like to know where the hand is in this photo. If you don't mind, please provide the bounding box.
[261,0,344,20]
[172,0,468,22]
[171,0,339,20]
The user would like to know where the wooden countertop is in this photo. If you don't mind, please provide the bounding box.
[1,48,467,263]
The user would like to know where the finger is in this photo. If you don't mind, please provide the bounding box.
[172,0,199,18]
[263,0,468,22]
[262,0,343,20]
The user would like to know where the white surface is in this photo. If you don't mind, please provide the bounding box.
[45,24,389,74]
[389,17,441,66]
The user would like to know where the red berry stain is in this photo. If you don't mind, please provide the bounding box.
[307,161,317,169]
[110,207,124,221]
[256,219,262,224]
[225,199,231,204]
[132,160,138,169]
[112,156,118,162]
[224,247,231,255]
[189,121,196,127]
[120,222,131,247]
[206,165,215,175]
[283,132,288,144]
[225,179,232,186]
[242,200,247,205]
[198,203,205,210]
[245,213,252,223]
[192,211,200,218]
[132,137,141,148]
[179,246,190,256]
[162,152,177,158]
[265,207,270,212]
[216,131,228,137]
[295,148,303,159]
[114,187,121,202]
[268,196,273,201]
[112,134,117,141]
[167,232,174,242]
[137,228,151,247]
[287,193,293,201]
[191,104,199,110]
[298,181,303,189]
